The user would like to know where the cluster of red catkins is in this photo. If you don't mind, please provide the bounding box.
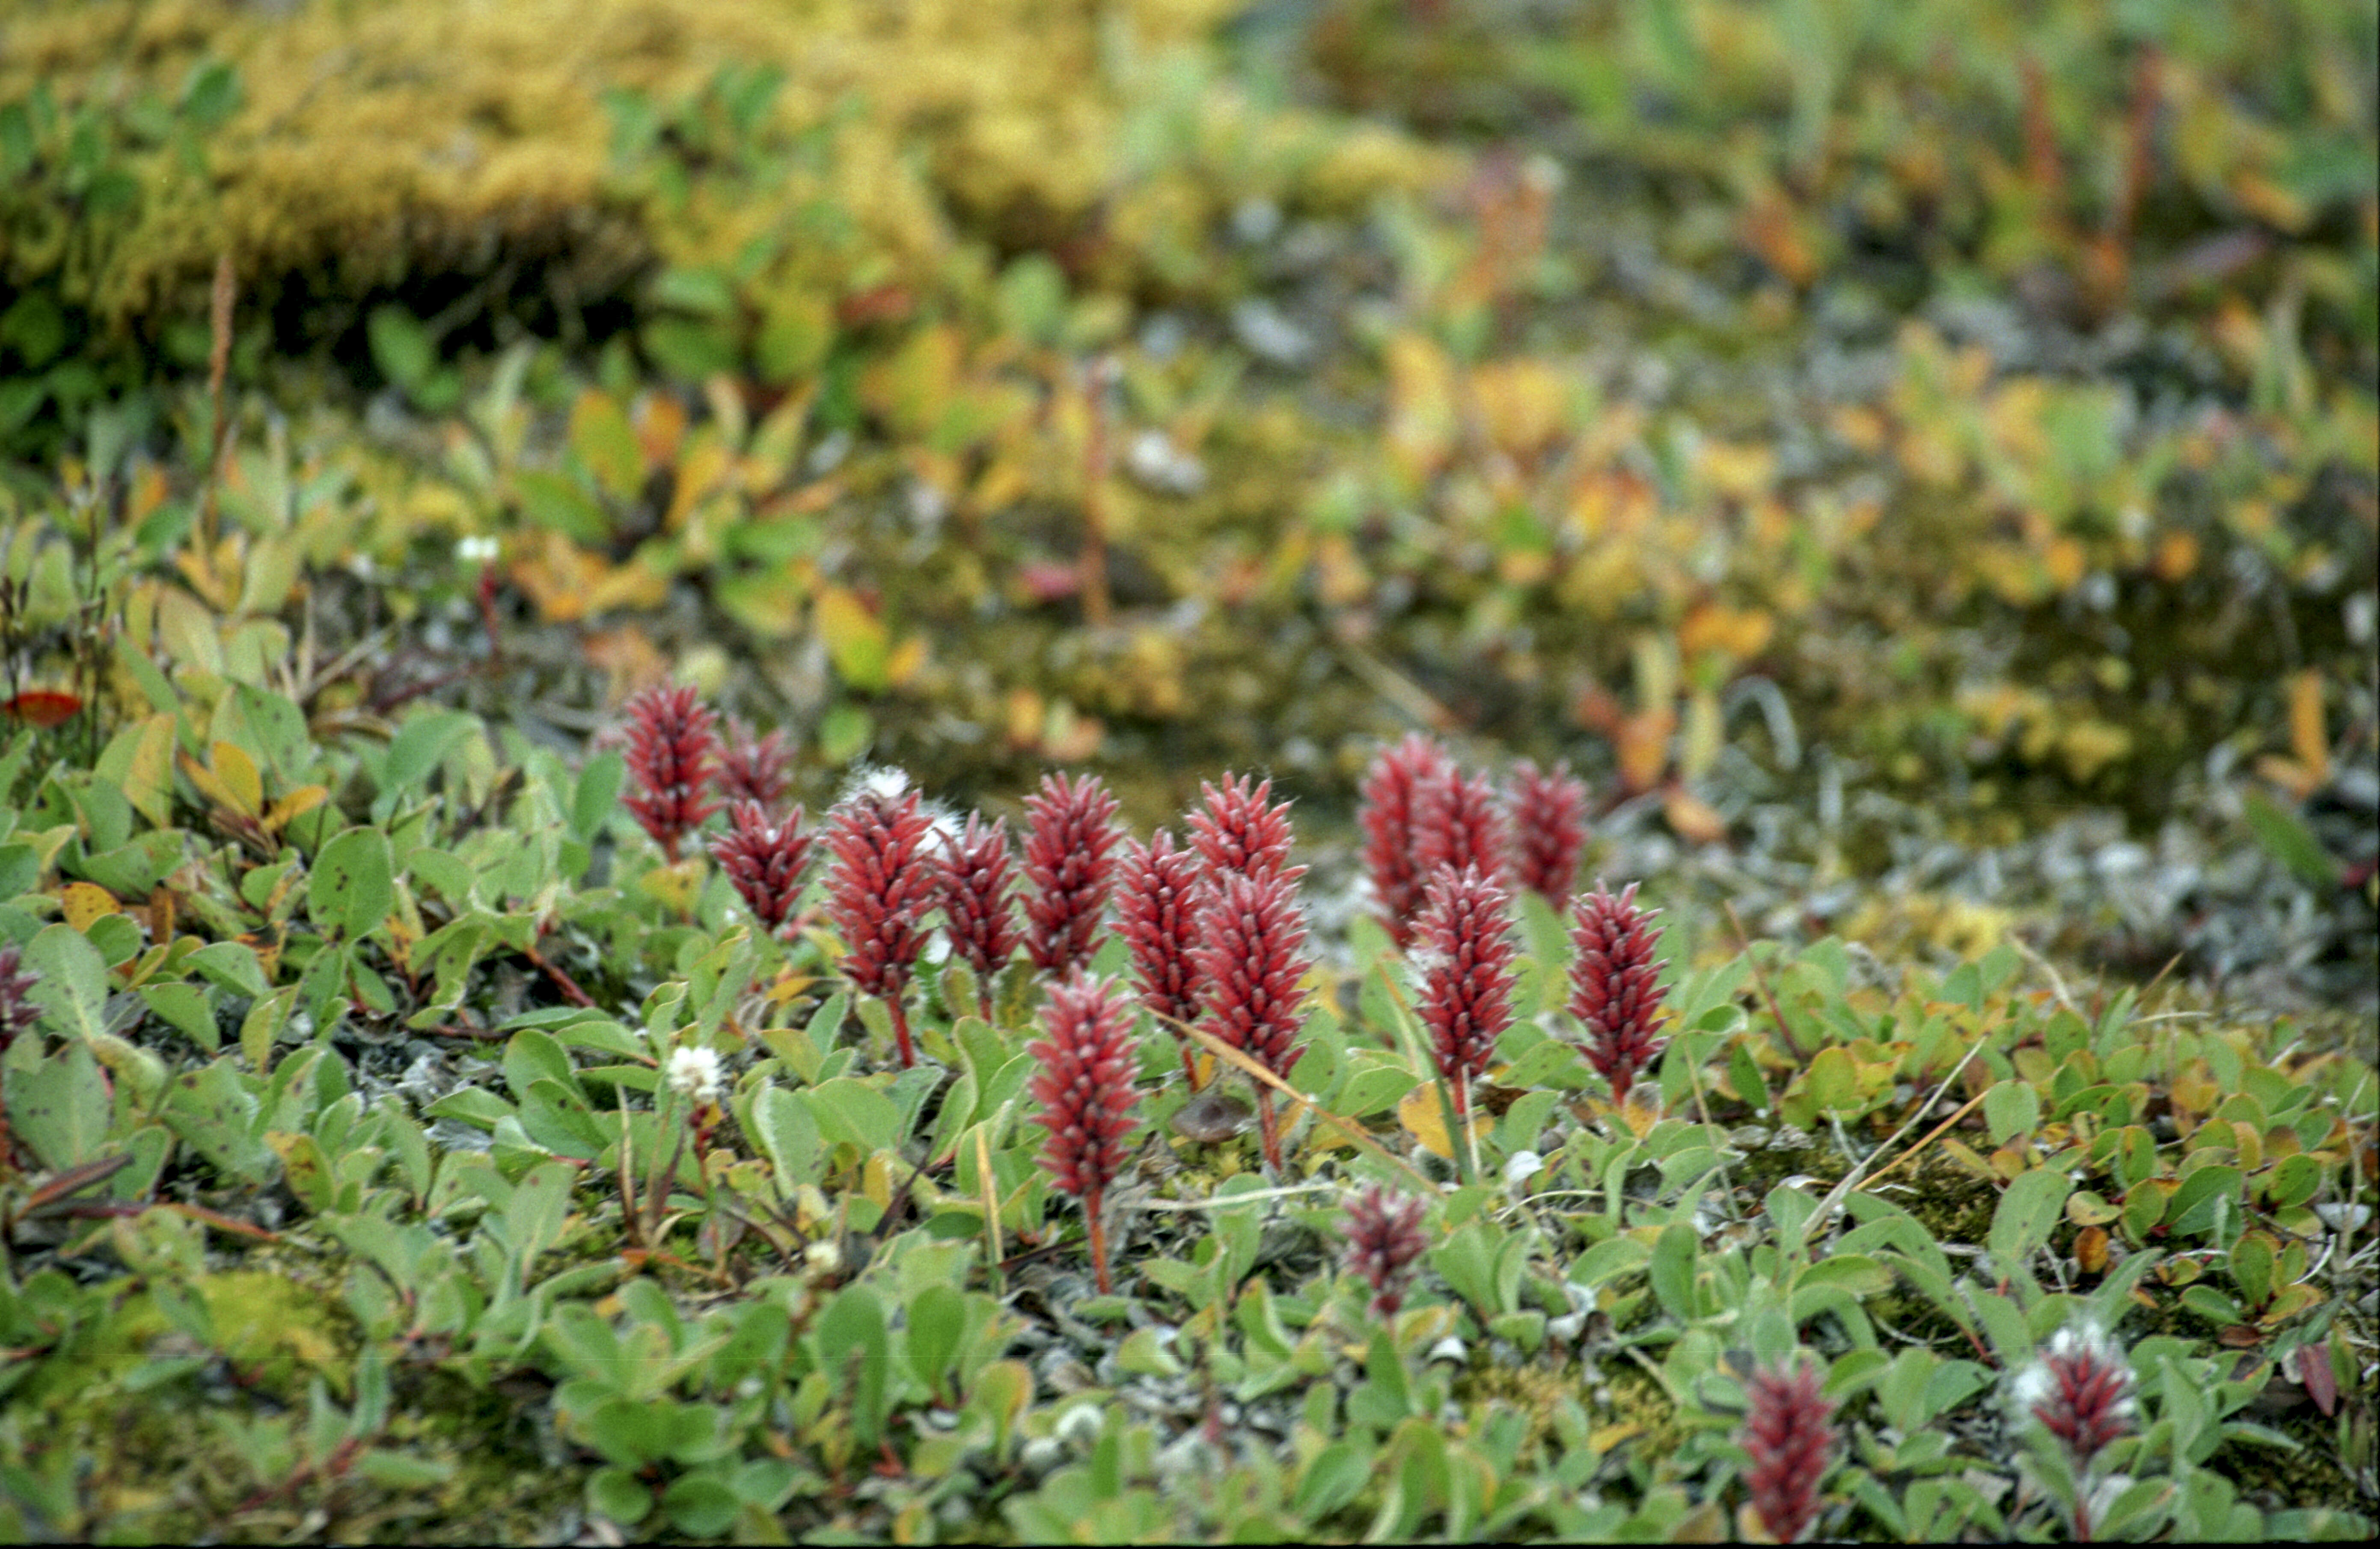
[616,692,1671,1295]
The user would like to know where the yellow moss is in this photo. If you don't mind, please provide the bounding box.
[3,0,1439,333]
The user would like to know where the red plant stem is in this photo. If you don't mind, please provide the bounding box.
[1085,1184,1111,1294]
[523,938,596,1008]
[886,995,916,1071]
[1254,1088,1281,1172]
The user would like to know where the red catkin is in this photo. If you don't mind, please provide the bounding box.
[1505,758,1588,906]
[1021,772,1122,978]
[1190,870,1310,1170]
[1414,864,1518,1116]
[1736,1356,1838,1544]
[936,813,1021,1020]
[1358,734,1453,948]
[2016,1322,2138,1541]
[1566,881,1670,1109]
[715,716,793,813]
[709,801,814,937]
[1027,973,1141,1294]
[821,775,937,1067]
[621,685,722,862]
[2020,1323,2137,1471]
[1416,764,1506,887]
[1341,1184,1429,1320]
[1114,829,1206,1083]
[1186,772,1304,887]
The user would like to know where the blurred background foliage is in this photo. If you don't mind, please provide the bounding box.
[0,0,2371,908]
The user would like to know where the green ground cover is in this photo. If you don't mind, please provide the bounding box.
[0,0,2372,1539]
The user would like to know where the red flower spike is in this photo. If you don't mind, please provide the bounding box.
[716,716,793,813]
[621,685,723,862]
[2019,1323,2137,1472]
[822,777,937,1067]
[1027,973,1142,1295]
[1416,765,1506,887]
[1190,870,1310,1170]
[1021,772,1122,977]
[1115,829,1206,1083]
[710,801,815,937]
[1566,882,1670,1110]
[1341,1184,1429,1320]
[1415,864,1518,1116]
[1505,759,1588,906]
[1358,734,1454,948]
[937,813,1021,1020]
[1736,1355,1838,1545]
[1186,772,1304,887]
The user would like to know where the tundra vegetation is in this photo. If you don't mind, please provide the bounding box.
[0,0,2372,1540]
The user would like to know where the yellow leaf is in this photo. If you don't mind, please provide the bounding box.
[155,588,223,676]
[1002,688,1044,749]
[764,973,817,1008]
[2286,669,2329,786]
[210,741,263,817]
[1468,358,1572,458]
[1696,439,1775,501]
[884,635,927,691]
[2043,535,2087,592]
[1564,467,1657,543]
[815,585,891,692]
[863,324,961,439]
[1614,708,1675,795]
[114,714,177,829]
[238,533,302,616]
[1677,602,1775,665]
[862,1150,896,1212]
[267,785,330,829]
[970,454,1033,516]
[1631,631,1678,716]
[179,751,243,817]
[1384,332,1459,487]
[586,553,672,617]
[570,389,644,501]
[1397,1083,1480,1162]
[666,435,733,532]
[128,464,169,524]
[1679,688,1723,783]
[59,881,120,932]
[1587,1422,1641,1454]
[1664,789,1727,844]
[1313,533,1370,608]
[635,391,688,472]
[637,858,705,915]
[2151,530,2199,581]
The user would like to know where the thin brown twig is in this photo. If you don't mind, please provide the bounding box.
[520,937,596,1008]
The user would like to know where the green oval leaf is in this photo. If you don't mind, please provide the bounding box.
[311,827,395,940]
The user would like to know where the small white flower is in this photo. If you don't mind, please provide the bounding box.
[455,534,500,565]
[666,1045,725,1105]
